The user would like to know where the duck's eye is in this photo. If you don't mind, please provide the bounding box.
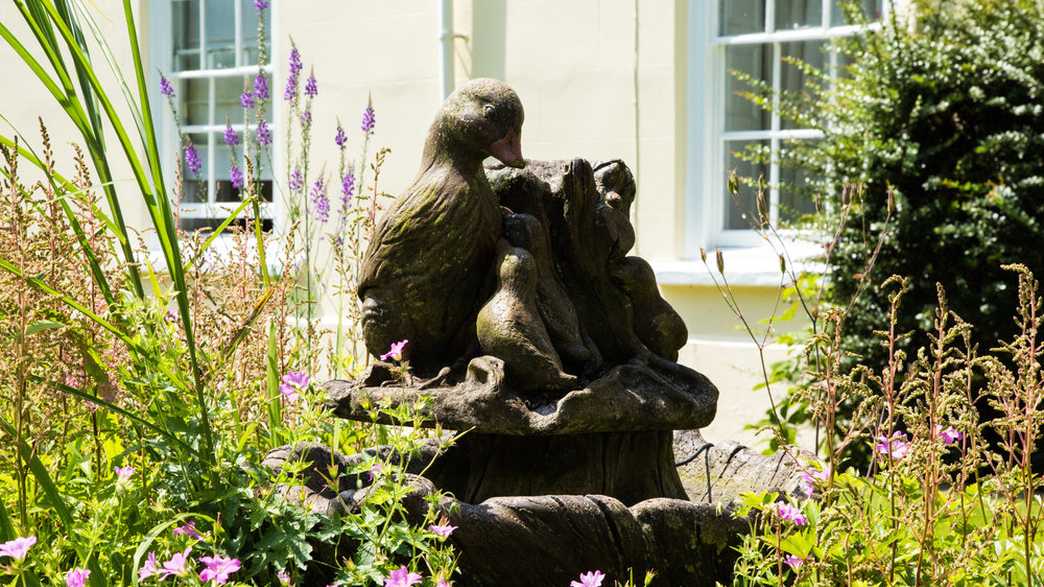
[483,103,496,118]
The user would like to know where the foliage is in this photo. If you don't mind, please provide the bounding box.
[0,1,455,585]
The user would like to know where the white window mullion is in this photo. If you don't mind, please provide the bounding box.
[234,0,243,68]
[766,0,775,33]
[198,0,206,70]
[769,40,782,226]
[822,0,831,28]
[207,76,216,205]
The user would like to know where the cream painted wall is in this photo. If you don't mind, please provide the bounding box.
[0,0,806,448]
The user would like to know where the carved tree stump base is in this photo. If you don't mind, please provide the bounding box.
[425,431,687,506]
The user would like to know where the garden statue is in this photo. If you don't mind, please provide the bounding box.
[266,79,804,586]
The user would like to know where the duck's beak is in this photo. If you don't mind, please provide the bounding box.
[489,129,525,169]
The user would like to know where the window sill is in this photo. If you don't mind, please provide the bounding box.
[651,241,825,287]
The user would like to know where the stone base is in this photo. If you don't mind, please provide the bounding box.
[425,431,686,506]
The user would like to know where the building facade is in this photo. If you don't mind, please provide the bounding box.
[0,0,890,446]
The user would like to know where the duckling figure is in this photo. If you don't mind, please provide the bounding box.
[477,235,578,392]
[358,79,525,375]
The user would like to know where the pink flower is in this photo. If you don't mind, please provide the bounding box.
[138,551,159,580]
[160,546,193,578]
[65,568,90,587]
[784,555,805,570]
[798,465,829,496]
[937,425,963,445]
[277,569,292,585]
[0,535,36,560]
[436,578,451,587]
[571,570,606,587]
[875,431,910,461]
[384,566,423,587]
[173,520,203,541]
[368,461,383,482]
[280,371,310,402]
[114,465,135,481]
[429,520,457,538]
[776,503,808,527]
[380,339,408,362]
[199,555,241,585]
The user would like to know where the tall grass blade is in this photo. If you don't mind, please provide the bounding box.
[0,417,73,530]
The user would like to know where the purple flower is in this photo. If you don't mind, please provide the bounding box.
[361,100,376,134]
[114,465,135,481]
[429,520,457,538]
[380,339,408,362]
[254,0,269,9]
[384,566,423,587]
[937,425,963,445]
[230,164,244,190]
[254,73,269,101]
[311,177,329,223]
[341,171,355,205]
[335,124,347,148]
[304,71,318,98]
[368,461,383,481]
[875,431,910,461]
[138,552,159,581]
[300,109,312,127]
[289,167,304,192]
[65,568,90,587]
[240,90,256,109]
[784,555,805,570]
[223,123,239,146]
[0,536,35,560]
[160,74,175,98]
[257,120,272,146]
[776,502,807,526]
[436,578,450,587]
[277,570,292,585]
[184,143,202,176]
[284,47,302,102]
[280,371,309,402]
[570,570,606,587]
[173,520,203,541]
[199,555,241,585]
[160,546,193,579]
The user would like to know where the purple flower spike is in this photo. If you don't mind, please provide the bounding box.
[230,164,244,190]
[289,46,303,75]
[257,120,272,146]
[304,71,318,98]
[335,124,347,148]
[341,171,356,203]
[310,177,330,223]
[253,73,269,101]
[254,0,269,9]
[361,100,376,134]
[223,123,239,146]
[184,143,202,175]
[289,167,304,192]
[159,74,175,98]
[240,91,256,109]
[300,110,312,127]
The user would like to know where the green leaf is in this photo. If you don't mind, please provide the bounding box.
[25,319,65,336]
[0,416,73,530]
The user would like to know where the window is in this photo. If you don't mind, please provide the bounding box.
[687,0,882,249]
[153,0,276,233]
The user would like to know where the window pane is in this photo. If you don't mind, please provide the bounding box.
[182,78,210,126]
[831,0,883,26]
[725,44,772,132]
[214,132,238,202]
[241,0,271,65]
[776,0,823,30]
[724,140,769,230]
[719,0,766,36]
[182,133,209,203]
[205,0,236,69]
[172,0,200,71]
[780,40,826,130]
[778,141,819,225]
[214,77,251,127]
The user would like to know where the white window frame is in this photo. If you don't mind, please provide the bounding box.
[149,0,283,237]
[685,0,884,253]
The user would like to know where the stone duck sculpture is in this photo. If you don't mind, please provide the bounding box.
[358,79,525,375]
